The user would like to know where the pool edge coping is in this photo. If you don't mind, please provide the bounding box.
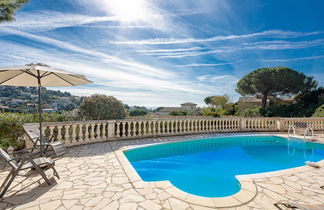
[114,133,324,208]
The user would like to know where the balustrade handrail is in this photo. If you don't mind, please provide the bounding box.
[22,117,324,148]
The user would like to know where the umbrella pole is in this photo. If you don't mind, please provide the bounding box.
[37,71,44,155]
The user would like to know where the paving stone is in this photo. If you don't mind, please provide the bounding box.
[85,196,103,207]
[139,200,162,210]
[105,200,119,210]
[119,202,138,210]
[169,198,190,210]
[62,200,79,209]
[39,200,62,210]
[1,137,323,210]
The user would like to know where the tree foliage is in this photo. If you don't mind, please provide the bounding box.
[169,110,187,116]
[204,95,229,108]
[129,109,148,116]
[79,95,126,120]
[239,107,261,117]
[236,67,306,107]
[0,112,79,150]
[0,0,29,22]
[204,96,213,105]
[202,107,220,117]
[313,104,324,117]
[260,85,324,117]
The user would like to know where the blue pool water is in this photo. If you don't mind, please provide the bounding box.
[124,135,324,197]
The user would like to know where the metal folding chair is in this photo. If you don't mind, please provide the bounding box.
[0,148,59,198]
[23,124,66,157]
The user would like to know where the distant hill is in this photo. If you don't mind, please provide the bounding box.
[0,86,84,113]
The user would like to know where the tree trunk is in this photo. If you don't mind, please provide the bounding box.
[261,93,268,108]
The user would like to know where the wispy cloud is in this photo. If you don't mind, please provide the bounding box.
[262,55,324,62]
[197,75,231,82]
[151,38,324,58]
[136,47,203,53]
[0,28,174,78]
[176,62,240,67]
[0,11,121,32]
[110,30,322,45]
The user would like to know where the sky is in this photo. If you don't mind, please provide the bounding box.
[0,0,324,107]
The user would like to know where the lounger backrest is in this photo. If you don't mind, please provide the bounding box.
[23,124,49,144]
[0,148,18,169]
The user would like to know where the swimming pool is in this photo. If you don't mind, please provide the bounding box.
[124,135,324,197]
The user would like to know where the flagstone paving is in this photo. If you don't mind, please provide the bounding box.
[0,134,323,210]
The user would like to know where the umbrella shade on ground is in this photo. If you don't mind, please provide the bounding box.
[0,63,92,153]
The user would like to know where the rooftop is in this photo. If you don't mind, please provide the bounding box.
[158,107,182,112]
[181,102,197,106]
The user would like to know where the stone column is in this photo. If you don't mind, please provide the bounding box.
[107,120,116,139]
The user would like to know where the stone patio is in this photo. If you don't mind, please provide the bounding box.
[0,134,324,210]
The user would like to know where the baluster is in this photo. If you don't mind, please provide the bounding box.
[71,124,77,143]
[214,119,218,131]
[165,121,168,134]
[82,124,88,141]
[90,123,96,140]
[46,125,52,140]
[157,121,161,135]
[65,124,71,144]
[116,122,120,138]
[121,122,126,137]
[125,122,130,137]
[56,125,62,141]
[62,125,67,142]
[173,120,177,134]
[138,121,142,136]
[151,121,155,135]
[142,121,146,136]
[133,122,137,136]
[160,120,166,134]
[147,121,151,136]
[102,122,107,139]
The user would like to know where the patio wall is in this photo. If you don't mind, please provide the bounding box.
[32,117,324,147]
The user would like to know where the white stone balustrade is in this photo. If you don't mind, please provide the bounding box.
[38,117,324,147]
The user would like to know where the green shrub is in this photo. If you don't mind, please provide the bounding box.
[129,109,148,116]
[313,104,324,117]
[169,110,187,116]
[240,107,261,117]
[0,112,80,150]
[79,94,126,120]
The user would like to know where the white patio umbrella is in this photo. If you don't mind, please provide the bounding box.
[0,63,92,154]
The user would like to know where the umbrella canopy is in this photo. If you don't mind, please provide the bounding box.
[0,63,91,87]
[0,63,92,154]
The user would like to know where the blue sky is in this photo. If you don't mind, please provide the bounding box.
[0,0,323,107]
